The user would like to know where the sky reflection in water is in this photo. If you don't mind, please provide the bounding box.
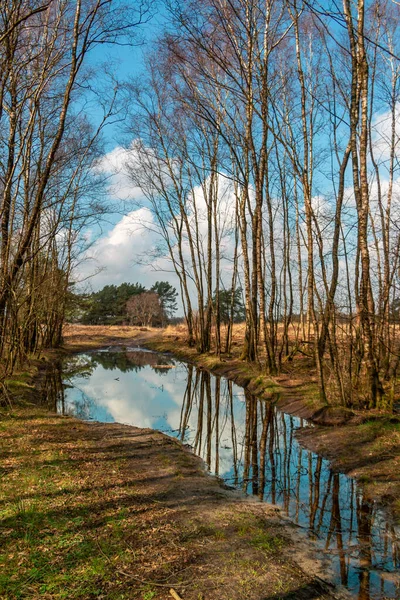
[55,349,399,600]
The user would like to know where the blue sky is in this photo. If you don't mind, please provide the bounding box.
[86,4,164,150]
[74,5,181,294]
[75,3,400,310]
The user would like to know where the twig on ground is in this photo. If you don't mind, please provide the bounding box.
[95,536,192,588]
[0,380,13,408]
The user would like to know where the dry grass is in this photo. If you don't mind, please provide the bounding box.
[62,324,160,352]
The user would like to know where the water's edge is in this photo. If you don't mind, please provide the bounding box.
[45,347,399,599]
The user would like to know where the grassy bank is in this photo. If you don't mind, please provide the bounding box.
[1,323,398,598]
[0,406,345,600]
[143,329,400,521]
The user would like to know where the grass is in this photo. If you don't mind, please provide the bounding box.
[142,591,156,600]
[5,371,36,391]
[1,324,399,597]
[253,375,280,395]
[2,325,399,597]
[0,414,142,598]
[0,450,125,598]
[231,513,285,553]
[249,532,284,553]
[1,369,38,406]
[361,418,400,435]
[1,408,325,600]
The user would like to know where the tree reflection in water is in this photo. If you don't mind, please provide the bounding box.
[165,365,399,600]
[48,351,399,600]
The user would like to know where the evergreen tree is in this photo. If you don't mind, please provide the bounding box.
[81,283,146,324]
[151,282,178,324]
[213,288,245,324]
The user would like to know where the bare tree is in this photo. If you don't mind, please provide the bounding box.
[123,0,400,411]
[126,292,163,327]
[0,0,152,376]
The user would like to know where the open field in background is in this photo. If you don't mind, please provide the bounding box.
[61,324,160,352]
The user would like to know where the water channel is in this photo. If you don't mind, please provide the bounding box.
[42,347,399,599]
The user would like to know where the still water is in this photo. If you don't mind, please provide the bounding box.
[44,348,399,599]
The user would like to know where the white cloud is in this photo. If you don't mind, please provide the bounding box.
[94,144,145,202]
[371,103,400,162]
[79,121,400,312]
[77,143,240,302]
[76,206,181,292]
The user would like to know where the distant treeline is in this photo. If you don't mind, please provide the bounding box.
[70,282,179,327]
[69,282,247,329]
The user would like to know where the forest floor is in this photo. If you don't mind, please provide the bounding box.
[0,323,398,599]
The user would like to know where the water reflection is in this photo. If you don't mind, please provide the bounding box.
[46,349,399,599]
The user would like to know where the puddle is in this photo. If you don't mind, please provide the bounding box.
[43,348,399,599]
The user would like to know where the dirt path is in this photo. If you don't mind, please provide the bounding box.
[0,409,348,600]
